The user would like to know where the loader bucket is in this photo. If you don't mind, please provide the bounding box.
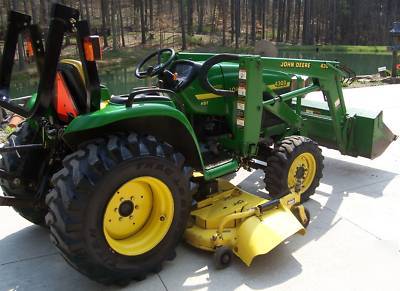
[348,110,397,159]
[234,206,305,266]
[301,99,396,159]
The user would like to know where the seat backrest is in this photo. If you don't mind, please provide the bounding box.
[53,60,87,122]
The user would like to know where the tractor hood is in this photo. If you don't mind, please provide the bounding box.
[218,62,293,94]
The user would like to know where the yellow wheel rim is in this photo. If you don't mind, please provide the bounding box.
[287,153,317,194]
[103,176,174,256]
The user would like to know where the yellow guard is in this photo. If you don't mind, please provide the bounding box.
[184,180,306,266]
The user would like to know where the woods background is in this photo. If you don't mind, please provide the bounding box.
[0,1,400,52]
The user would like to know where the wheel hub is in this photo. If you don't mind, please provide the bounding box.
[118,200,134,217]
[295,166,306,179]
[103,177,174,256]
[287,153,317,194]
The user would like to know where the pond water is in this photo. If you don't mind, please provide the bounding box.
[9,65,147,98]
[9,51,392,98]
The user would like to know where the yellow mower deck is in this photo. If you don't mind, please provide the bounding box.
[184,180,308,267]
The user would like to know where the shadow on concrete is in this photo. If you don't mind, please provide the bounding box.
[0,155,397,291]
[0,224,113,291]
[165,156,397,290]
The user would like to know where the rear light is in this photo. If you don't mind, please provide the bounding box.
[83,36,102,62]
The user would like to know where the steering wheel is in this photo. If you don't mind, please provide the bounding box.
[135,48,176,79]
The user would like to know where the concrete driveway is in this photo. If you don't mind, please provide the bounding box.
[1,85,399,291]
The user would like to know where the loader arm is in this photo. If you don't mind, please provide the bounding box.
[189,53,395,159]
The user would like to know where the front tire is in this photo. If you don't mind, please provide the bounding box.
[46,134,197,285]
[264,136,324,202]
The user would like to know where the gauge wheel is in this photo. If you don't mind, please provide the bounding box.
[0,122,49,225]
[214,246,233,270]
[264,136,324,202]
[46,134,197,285]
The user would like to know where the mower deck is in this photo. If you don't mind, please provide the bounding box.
[185,180,308,267]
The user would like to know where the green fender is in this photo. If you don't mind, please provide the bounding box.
[63,102,205,169]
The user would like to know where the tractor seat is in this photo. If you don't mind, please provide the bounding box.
[53,60,88,122]
[56,61,87,113]
[110,93,172,105]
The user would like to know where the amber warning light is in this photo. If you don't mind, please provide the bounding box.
[83,36,102,62]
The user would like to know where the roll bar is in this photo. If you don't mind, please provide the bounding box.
[0,4,101,119]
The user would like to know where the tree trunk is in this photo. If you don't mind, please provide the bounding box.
[230,0,235,43]
[179,0,186,50]
[84,0,91,26]
[303,0,310,44]
[285,0,292,43]
[149,0,154,31]
[221,0,227,46]
[111,0,118,49]
[295,0,301,43]
[262,0,266,39]
[11,0,25,70]
[276,0,282,42]
[39,0,47,26]
[78,0,84,17]
[187,0,193,35]
[139,0,146,44]
[101,0,109,47]
[250,0,256,45]
[245,0,249,44]
[330,0,337,44]
[28,0,38,24]
[235,0,240,49]
[118,0,125,47]
[271,0,276,40]
[197,0,205,34]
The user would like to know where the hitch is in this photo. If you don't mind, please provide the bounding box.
[0,144,44,153]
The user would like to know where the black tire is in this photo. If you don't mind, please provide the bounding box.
[0,122,49,225]
[214,246,233,270]
[46,134,197,285]
[264,136,323,202]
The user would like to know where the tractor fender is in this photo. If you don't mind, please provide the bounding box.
[62,103,204,169]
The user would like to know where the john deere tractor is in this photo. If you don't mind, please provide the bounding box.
[0,5,396,285]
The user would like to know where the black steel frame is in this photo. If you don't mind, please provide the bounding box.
[0,3,102,118]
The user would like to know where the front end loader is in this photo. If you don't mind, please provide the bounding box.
[0,4,396,285]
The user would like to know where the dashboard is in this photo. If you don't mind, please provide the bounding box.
[169,60,201,90]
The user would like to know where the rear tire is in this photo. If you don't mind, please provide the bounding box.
[46,134,197,285]
[0,122,49,225]
[264,136,323,202]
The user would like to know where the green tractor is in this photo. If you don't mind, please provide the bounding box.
[0,5,396,285]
